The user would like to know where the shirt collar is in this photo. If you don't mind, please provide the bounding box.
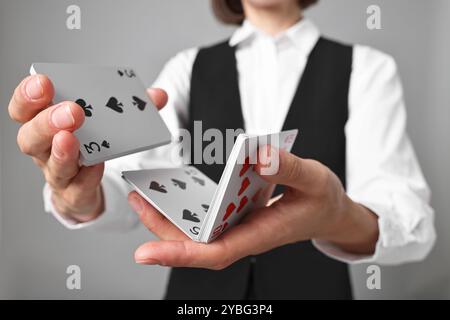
[229,18,320,57]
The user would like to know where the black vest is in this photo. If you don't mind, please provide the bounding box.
[166,37,353,299]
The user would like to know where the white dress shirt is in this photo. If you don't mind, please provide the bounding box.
[43,19,436,264]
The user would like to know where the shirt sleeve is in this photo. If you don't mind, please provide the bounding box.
[43,48,198,231]
[313,45,436,264]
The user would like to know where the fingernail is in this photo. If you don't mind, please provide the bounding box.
[52,139,65,159]
[129,196,143,213]
[135,249,160,264]
[51,104,75,129]
[136,258,161,265]
[25,76,44,100]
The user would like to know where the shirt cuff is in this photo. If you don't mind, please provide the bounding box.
[312,200,436,265]
[312,201,385,264]
[312,238,382,264]
[43,174,139,232]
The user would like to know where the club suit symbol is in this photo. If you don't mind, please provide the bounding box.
[75,98,93,117]
[182,209,201,223]
[105,97,124,113]
[132,96,147,111]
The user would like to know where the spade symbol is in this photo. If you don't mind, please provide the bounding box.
[171,178,186,190]
[132,96,147,111]
[182,209,201,223]
[125,69,136,78]
[101,140,110,149]
[192,176,205,186]
[149,181,167,193]
[75,98,93,117]
[118,69,136,78]
[105,97,124,113]
[184,168,197,176]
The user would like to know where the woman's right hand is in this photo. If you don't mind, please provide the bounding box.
[8,74,169,223]
[8,74,105,222]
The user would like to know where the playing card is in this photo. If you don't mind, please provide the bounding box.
[30,63,171,166]
[122,167,217,240]
[202,129,298,242]
[122,130,298,243]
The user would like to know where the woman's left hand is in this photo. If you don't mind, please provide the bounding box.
[128,146,379,269]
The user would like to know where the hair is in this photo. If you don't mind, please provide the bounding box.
[211,0,318,25]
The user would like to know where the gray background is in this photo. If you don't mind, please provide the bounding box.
[0,0,449,299]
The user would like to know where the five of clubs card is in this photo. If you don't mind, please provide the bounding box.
[30,63,171,166]
[122,129,298,243]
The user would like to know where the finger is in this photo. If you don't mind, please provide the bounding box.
[128,192,187,241]
[8,75,54,123]
[134,206,288,269]
[45,131,80,190]
[146,88,168,110]
[17,101,84,159]
[134,240,226,269]
[61,163,105,207]
[255,145,327,192]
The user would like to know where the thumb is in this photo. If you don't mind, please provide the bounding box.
[255,145,325,192]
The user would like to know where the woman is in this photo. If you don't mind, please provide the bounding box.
[8,0,435,299]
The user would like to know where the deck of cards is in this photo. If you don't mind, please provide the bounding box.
[122,130,298,243]
[30,62,298,243]
[30,63,172,166]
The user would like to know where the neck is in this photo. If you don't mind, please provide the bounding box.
[242,1,303,36]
